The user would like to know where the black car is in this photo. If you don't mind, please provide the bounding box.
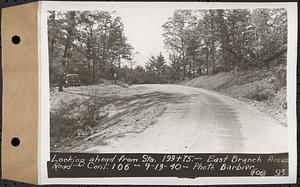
[64,74,81,87]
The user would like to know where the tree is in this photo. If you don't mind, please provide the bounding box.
[162,10,195,80]
[48,10,133,87]
[145,53,167,83]
[58,11,77,91]
[48,8,287,86]
[48,11,64,86]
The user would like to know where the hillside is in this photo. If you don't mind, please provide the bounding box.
[182,66,287,125]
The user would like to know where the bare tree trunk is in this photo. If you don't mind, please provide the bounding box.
[182,65,186,81]
[211,43,215,74]
[92,59,96,84]
[210,11,216,74]
[89,29,97,84]
[88,60,91,80]
[192,53,196,78]
[188,59,192,80]
[58,73,64,92]
[181,52,186,81]
[49,11,56,59]
[59,40,69,92]
[206,48,209,75]
[59,11,76,92]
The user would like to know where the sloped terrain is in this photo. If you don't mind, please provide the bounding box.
[50,84,182,152]
[51,84,288,153]
[182,67,287,125]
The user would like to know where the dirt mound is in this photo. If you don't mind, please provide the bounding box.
[182,72,232,89]
[183,68,287,125]
[50,84,173,152]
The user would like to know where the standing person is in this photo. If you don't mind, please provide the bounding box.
[114,72,117,83]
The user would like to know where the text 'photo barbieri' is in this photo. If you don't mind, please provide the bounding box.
[48,8,288,153]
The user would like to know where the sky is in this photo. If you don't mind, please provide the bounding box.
[115,7,175,67]
[46,2,290,67]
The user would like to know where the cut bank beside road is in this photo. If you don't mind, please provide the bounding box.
[181,68,287,126]
[50,84,184,152]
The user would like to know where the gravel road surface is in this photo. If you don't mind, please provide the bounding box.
[82,84,287,153]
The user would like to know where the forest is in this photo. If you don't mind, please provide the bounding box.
[48,8,287,88]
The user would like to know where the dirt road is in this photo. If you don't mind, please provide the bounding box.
[78,84,288,153]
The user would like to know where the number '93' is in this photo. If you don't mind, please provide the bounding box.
[275,169,286,176]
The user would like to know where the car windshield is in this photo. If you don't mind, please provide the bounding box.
[66,74,79,79]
